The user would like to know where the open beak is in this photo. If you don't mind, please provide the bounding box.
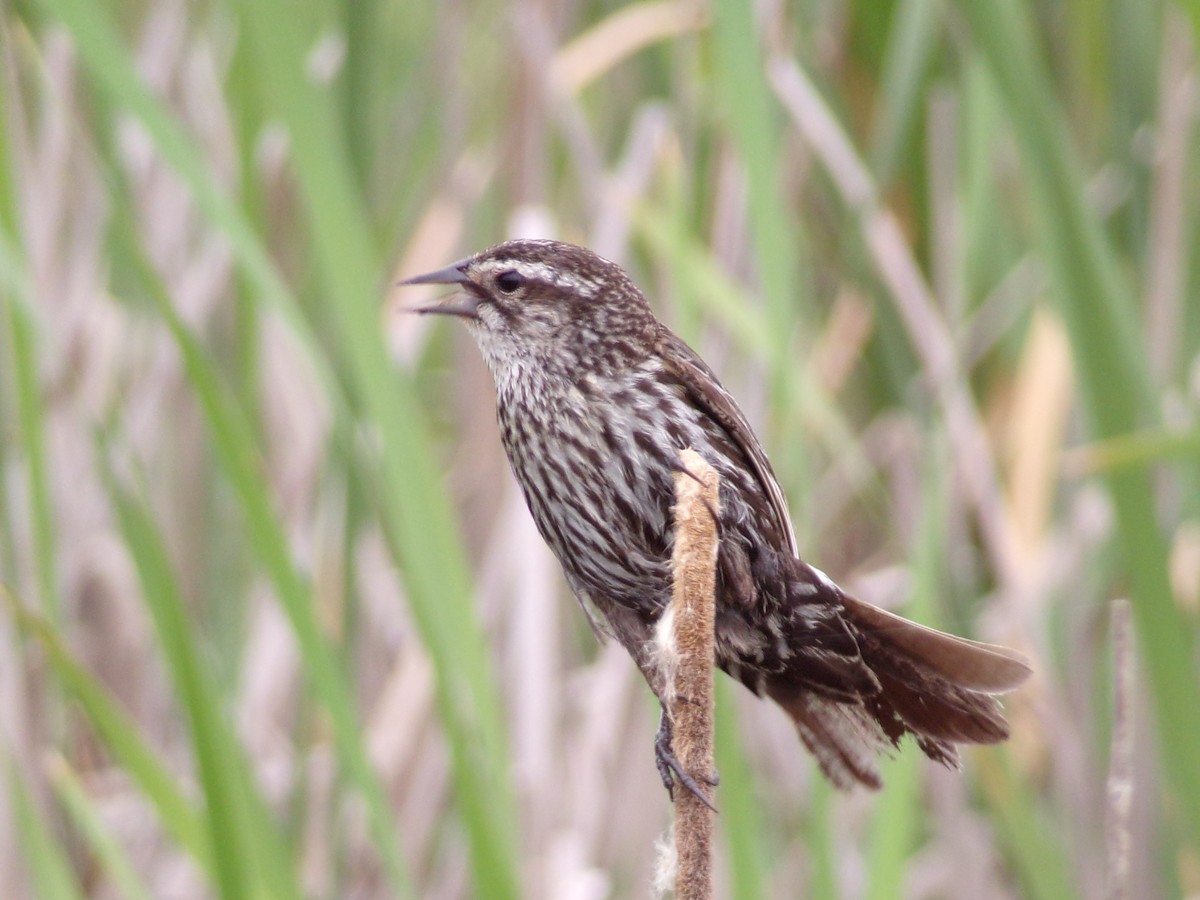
[398,259,479,318]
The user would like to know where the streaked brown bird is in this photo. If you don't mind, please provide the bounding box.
[402,239,1030,798]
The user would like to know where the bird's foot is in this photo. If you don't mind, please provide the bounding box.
[655,706,718,812]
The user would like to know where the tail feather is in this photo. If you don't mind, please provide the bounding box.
[871,667,1009,745]
[841,594,1031,693]
[766,686,886,789]
[769,590,1031,790]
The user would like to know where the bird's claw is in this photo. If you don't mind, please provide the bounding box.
[655,707,719,812]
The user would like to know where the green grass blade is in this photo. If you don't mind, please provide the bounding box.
[3,263,58,620]
[864,750,919,900]
[1071,427,1200,475]
[10,769,84,900]
[714,683,768,900]
[805,777,839,898]
[710,0,801,338]
[47,754,155,900]
[100,451,301,900]
[2,588,213,874]
[870,0,941,184]
[975,750,1079,900]
[0,76,40,589]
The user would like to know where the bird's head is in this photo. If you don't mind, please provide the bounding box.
[401,239,658,382]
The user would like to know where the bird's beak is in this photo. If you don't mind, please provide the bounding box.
[398,259,479,318]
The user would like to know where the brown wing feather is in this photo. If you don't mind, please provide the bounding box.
[657,330,799,556]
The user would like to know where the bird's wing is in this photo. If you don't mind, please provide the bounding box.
[657,330,799,556]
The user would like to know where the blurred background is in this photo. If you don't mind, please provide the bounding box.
[2,0,1199,897]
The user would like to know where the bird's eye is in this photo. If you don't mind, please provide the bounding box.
[495,270,524,294]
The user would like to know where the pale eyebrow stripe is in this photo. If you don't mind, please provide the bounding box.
[478,258,598,294]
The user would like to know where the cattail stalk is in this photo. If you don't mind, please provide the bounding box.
[667,448,720,900]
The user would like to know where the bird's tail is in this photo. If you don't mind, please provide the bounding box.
[766,591,1031,790]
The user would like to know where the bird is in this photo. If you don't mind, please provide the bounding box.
[401,238,1030,799]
